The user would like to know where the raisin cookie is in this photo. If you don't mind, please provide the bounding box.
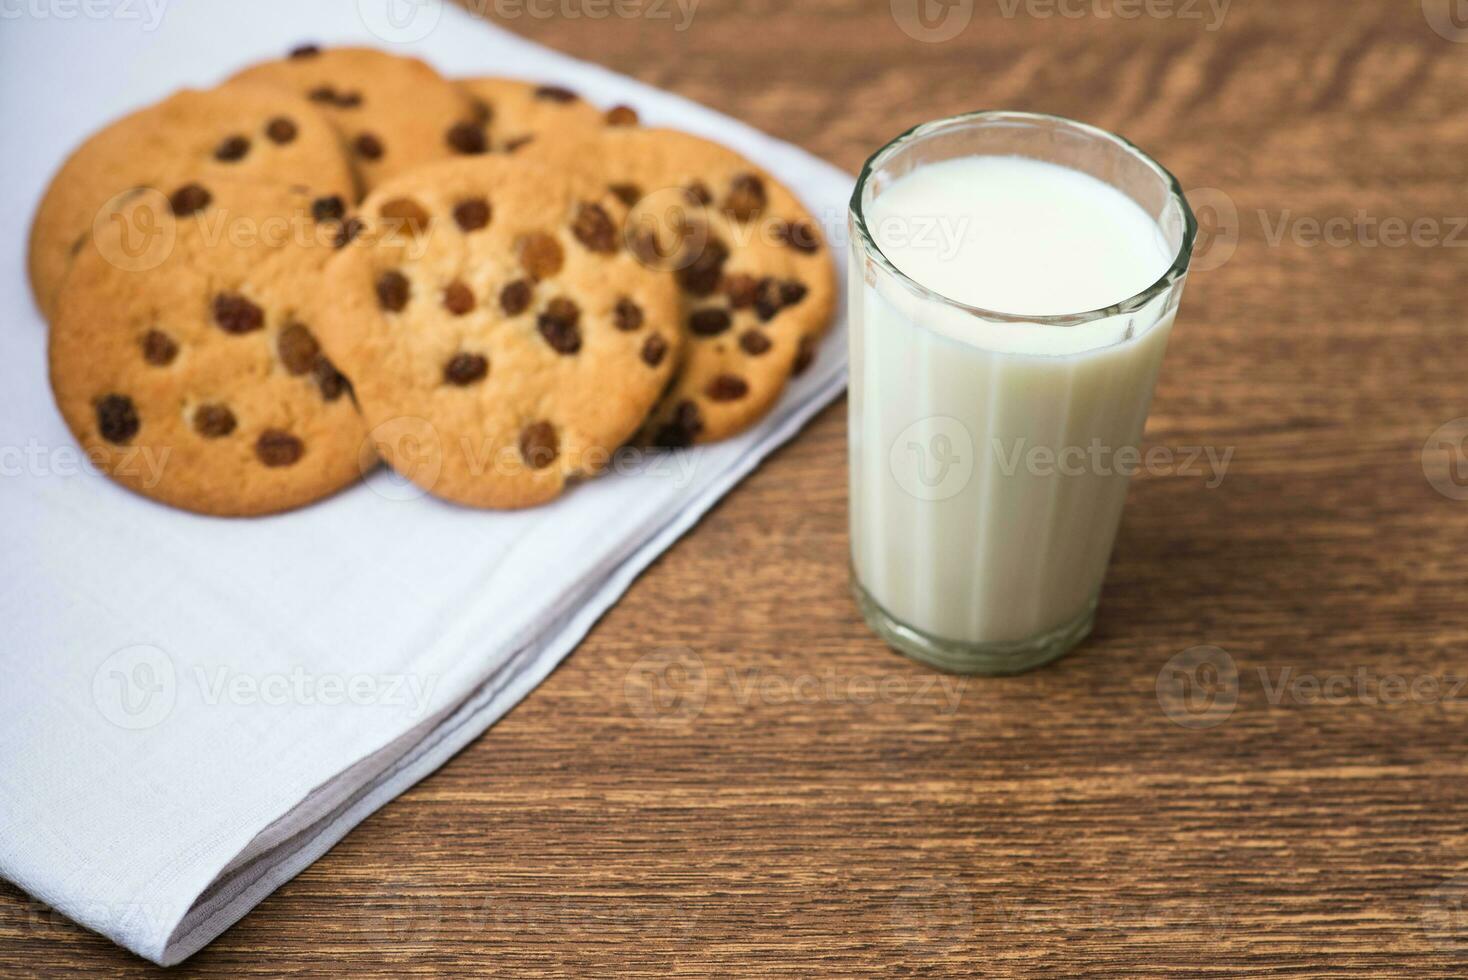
[231,45,481,192]
[456,77,638,154]
[318,156,682,509]
[49,176,366,516]
[27,82,353,321]
[522,128,835,446]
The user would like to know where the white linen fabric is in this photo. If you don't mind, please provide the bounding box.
[0,0,850,964]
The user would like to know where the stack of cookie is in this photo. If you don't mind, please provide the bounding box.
[33,45,836,516]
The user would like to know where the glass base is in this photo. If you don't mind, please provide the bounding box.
[851,578,1098,676]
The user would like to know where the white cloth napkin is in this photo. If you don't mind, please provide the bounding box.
[0,1,850,964]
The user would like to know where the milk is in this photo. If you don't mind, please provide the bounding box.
[849,154,1182,660]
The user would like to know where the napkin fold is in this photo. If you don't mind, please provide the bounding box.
[0,1,849,963]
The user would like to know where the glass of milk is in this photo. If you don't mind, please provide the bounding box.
[848,111,1196,674]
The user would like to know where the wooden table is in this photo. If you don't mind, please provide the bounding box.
[5,1,1467,974]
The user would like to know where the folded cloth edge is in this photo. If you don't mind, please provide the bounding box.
[152,355,846,965]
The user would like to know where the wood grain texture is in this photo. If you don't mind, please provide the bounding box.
[6,0,1468,974]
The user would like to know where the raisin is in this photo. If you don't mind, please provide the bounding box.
[609,183,642,207]
[628,229,664,266]
[375,270,411,311]
[213,293,265,334]
[605,105,639,127]
[535,85,578,103]
[95,394,139,445]
[192,404,237,438]
[520,421,559,469]
[704,378,745,404]
[354,133,384,160]
[706,374,749,401]
[443,281,476,316]
[308,85,360,108]
[503,135,535,153]
[537,297,582,354]
[684,181,712,206]
[265,117,297,144]
[141,329,178,365]
[642,334,668,367]
[724,174,766,220]
[313,356,350,401]
[517,233,564,280]
[673,400,701,429]
[446,121,487,155]
[499,279,534,315]
[379,197,430,237]
[169,183,211,216]
[334,216,364,248]
[256,429,304,467]
[675,236,729,297]
[313,196,346,223]
[444,352,489,386]
[276,322,321,375]
[754,277,783,322]
[792,335,818,376]
[653,401,702,448]
[571,202,618,253]
[613,298,644,331]
[453,197,491,232]
[775,219,821,254]
[214,135,250,162]
[739,330,772,355]
[724,273,759,309]
[289,43,320,58]
[780,280,809,306]
[470,97,493,125]
[688,308,732,337]
[548,294,581,327]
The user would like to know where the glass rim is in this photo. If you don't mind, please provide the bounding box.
[848,109,1198,326]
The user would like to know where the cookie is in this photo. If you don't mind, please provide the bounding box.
[231,45,481,191]
[521,128,835,445]
[49,176,367,516]
[27,82,354,321]
[317,156,683,509]
[456,77,639,154]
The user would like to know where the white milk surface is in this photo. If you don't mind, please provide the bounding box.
[851,155,1180,646]
[869,155,1171,318]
